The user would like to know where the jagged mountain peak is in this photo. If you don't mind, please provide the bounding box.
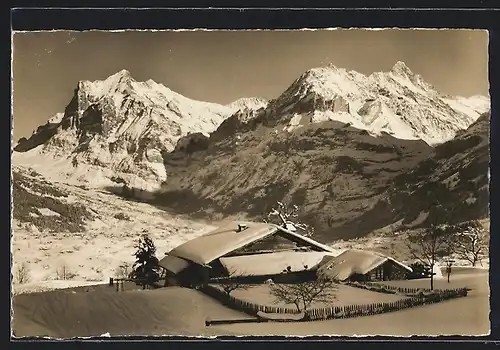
[77,69,137,99]
[95,69,134,84]
[294,61,420,98]
[390,61,414,77]
[302,64,358,81]
[266,62,489,146]
[114,68,132,78]
[306,64,345,75]
[13,62,490,197]
[279,65,366,104]
[13,70,238,192]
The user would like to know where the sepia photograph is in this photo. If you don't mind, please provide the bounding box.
[10,28,490,338]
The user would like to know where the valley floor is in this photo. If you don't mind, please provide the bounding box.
[12,270,489,338]
[11,166,217,286]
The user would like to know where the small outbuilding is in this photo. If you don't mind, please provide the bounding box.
[316,249,412,282]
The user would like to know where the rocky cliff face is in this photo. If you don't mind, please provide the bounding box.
[13,70,251,191]
[380,110,490,228]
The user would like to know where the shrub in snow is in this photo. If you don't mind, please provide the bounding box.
[13,263,31,284]
[114,212,130,221]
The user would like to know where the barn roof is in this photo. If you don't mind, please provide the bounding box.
[316,249,412,281]
[167,221,335,266]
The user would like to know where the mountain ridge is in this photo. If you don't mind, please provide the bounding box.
[260,61,489,145]
[13,63,490,224]
[13,70,263,191]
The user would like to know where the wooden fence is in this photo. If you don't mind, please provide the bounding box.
[345,281,437,295]
[109,277,126,291]
[108,277,163,291]
[201,284,468,323]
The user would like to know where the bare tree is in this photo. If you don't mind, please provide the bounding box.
[14,263,31,284]
[403,225,455,290]
[217,269,253,296]
[452,220,488,267]
[401,193,463,290]
[263,201,314,237]
[292,157,307,173]
[269,266,337,312]
[115,262,131,279]
[56,263,75,280]
[269,278,337,313]
[445,260,453,283]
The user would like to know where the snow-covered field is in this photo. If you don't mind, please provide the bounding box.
[11,167,217,290]
[214,271,489,336]
[12,280,110,295]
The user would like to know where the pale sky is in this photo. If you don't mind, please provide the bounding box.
[12,29,489,140]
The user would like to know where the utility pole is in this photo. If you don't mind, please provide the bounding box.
[446,259,454,283]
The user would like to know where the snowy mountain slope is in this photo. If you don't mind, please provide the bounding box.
[154,110,489,241]
[156,117,434,241]
[152,60,491,240]
[442,95,490,120]
[11,165,216,285]
[342,110,490,236]
[264,62,489,145]
[13,70,239,191]
[226,97,268,112]
[12,62,489,195]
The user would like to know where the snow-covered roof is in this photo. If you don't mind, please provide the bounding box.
[167,221,335,266]
[219,251,337,277]
[159,254,191,274]
[317,249,412,281]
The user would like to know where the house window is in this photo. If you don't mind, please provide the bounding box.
[372,266,383,280]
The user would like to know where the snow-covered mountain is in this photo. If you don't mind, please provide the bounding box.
[13,70,243,192]
[158,108,490,241]
[13,62,490,194]
[266,62,489,145]
[226,97,268,112]
[154,62,490,240]
[442,95,490,119]
[367,110,491,231]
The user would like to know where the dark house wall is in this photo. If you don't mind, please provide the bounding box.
[164,271,180,287]
[165,264,210,288]
[210,270,317,285]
